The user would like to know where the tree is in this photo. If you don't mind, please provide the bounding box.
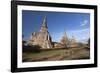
[88,38,90,46]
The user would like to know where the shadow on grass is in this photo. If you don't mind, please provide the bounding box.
[23,45,41,53]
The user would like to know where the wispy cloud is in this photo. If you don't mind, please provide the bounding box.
[67,28,90,42]
[68,28,89,33]
[80,20,88,26]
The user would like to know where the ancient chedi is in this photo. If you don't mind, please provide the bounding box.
[54,32,69,48]
[27,16,53,49]
[60,32,69,47]
[27,16,78,49]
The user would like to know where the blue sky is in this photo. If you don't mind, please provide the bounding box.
[22,10,90,43]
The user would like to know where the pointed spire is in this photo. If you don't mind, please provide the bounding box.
[62,31,68,40]
[40,16,48,32]
[60,31,69,45]
[64,31,67,38]
[42,16,47,28]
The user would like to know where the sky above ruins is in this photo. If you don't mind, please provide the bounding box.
[22,10,90,43]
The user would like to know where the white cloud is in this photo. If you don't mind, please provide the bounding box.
[80,20,88,26]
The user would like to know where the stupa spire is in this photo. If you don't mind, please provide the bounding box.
[42,16,47,28]
[40,16,48,32]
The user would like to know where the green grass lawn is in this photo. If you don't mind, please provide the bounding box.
[22,47,90,62]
